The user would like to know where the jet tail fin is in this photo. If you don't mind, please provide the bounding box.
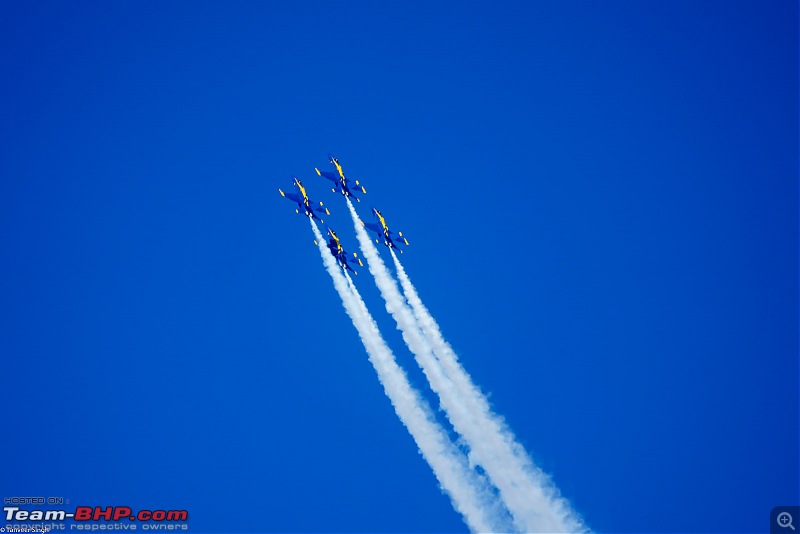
[349,253,364,268]
[315,202,331,216]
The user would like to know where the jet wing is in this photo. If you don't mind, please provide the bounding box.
[315,168,340,186]
[280,189,304,206]
[363,221,385,239]
[345,177,366,195]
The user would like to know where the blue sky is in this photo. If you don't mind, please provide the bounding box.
[1,1,797,533]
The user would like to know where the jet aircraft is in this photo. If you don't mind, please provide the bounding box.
[279,177,330,222]
[315,227,363,274]
[362,208,409,252]
[315,154,366,201]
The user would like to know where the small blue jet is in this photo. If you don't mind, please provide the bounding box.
[315,154,366,201]
[362,208,409,252]
[279,177,330,222]
[315,226,363,274]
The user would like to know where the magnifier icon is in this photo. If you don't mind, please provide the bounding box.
[778,512,795,531]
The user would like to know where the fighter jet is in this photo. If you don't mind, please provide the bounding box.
[315,227,363,274]
[315,154,366,201]
[362,207,409,252]
[279,177,330,222]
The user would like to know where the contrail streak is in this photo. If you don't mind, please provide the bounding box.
[308,219,510,533]
[390,249,589,533]
[346,200,587,533]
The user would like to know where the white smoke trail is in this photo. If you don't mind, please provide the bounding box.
[346,200,587,533]
[308,219,510,534]
[390,249,589,533]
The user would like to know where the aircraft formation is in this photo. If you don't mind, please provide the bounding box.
[280,154,408,275]
[279,154,587,534]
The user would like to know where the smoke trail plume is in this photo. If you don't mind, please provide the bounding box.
[391,249,589,533]
[346,200,587,533]
[308,219,510,533]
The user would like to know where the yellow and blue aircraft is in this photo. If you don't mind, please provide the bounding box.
[315,154,366,202]
[314,226,363,274]
[362,208,409,252]
[279,177,330,222]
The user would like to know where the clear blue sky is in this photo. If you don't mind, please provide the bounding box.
[1,1,797,533]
